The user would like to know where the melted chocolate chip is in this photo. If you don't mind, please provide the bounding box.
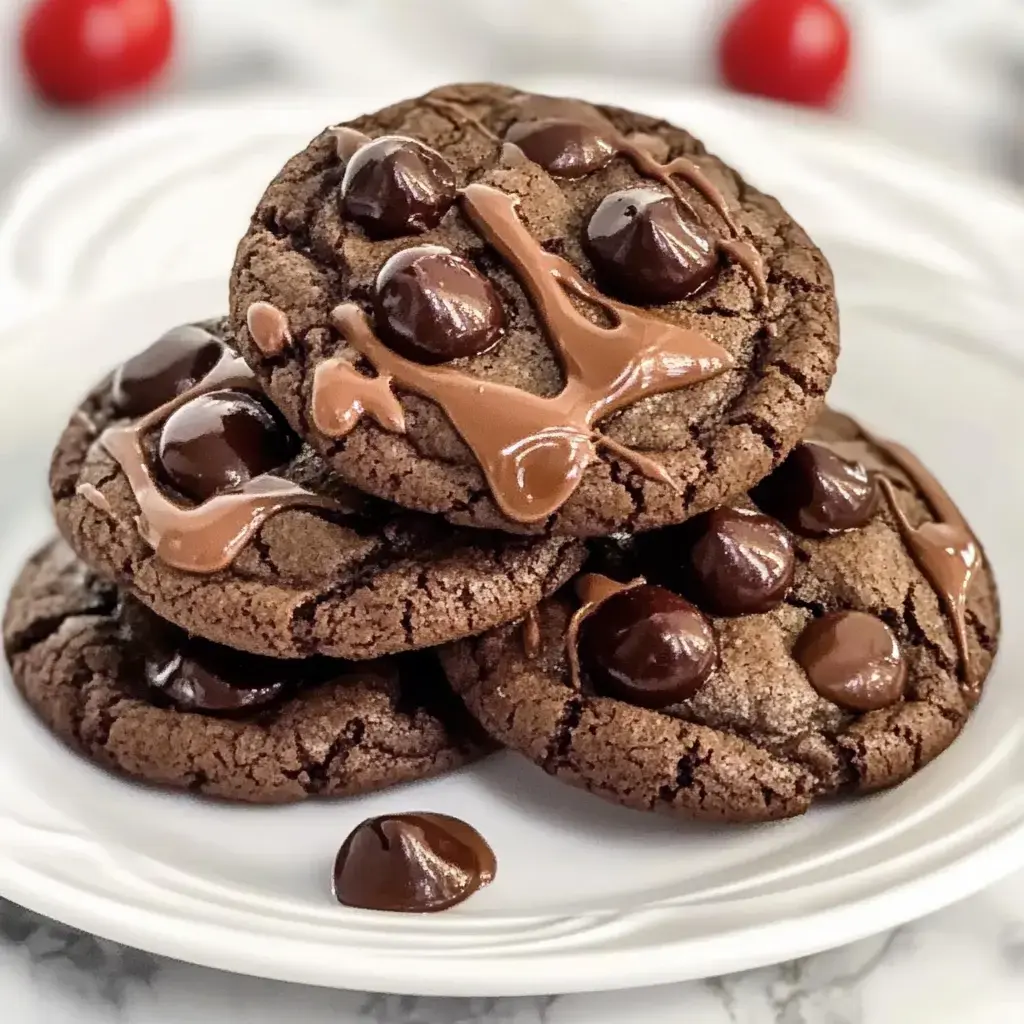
[584,187,718,304]
[752,442,879,538]
[118,602,293,714]
[579,584,716,708]
[333,813,496,913]
[374,246,505,363]
[504,119,616,178]
[112,326,224,417]
[689,506,795,616]
[794,611,906,712]
[341,136,457,238]
[157,389,298,501]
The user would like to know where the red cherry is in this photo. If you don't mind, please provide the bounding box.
[719,0,851,108]
[20,0,174,106]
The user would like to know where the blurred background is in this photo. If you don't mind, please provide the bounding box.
[1,0,1024,189]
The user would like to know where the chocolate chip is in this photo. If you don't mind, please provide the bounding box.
[374,246,505,363]
[504,119,616,178]
[579,584,716,708]
[118,602,291,714]
[584,187,718,304]
[752,442,879,537]
[333,813,495,913]
[340,136,457,239]
[794,611,906,711]
[112,326,224,417]
[144,645,289,713]
[688,506,795,616]
[157,389,298,502]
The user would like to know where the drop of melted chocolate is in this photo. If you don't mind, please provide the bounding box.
[118,602,295,714]
[584,187,719,304]
[340,136,457,239]
[157,389,298,502]
[112,325,224,417]
[333,813,496,913]
[374,245,505,363]
[578,584,716,708]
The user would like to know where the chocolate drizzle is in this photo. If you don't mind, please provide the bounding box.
[494,109,766,301]
[303,184,733,523]
[246,301,292,356]
[521,607,542,660]
[870,436,982,692]
[96,348,334,574]
[327,125,371,161]
[565,573,645,689]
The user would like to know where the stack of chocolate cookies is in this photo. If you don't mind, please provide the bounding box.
[4,84,1000,827]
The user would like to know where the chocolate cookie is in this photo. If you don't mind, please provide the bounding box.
[51,319,584,659]
[229,83,837,536]
[441,411,1000,823]
[3,541,490,803]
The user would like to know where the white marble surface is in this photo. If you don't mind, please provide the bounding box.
[4,871,1024,1022]
[2,1,1023,1020]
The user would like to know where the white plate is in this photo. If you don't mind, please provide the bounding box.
[1,85,1023,998]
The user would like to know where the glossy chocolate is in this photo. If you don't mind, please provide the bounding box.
[119,603,290,713]
[578,584,716,708]
[317,185,733,524]
[504,118,616,178]
[689,506,795,615]
[333,813,496,913]
[585,187,718,304]
[100,349,335,574]
[794,610,906,712]
[157,389,297,502]
[752,442,879,537]
[870,436,983,692]
[112,326,224,417]
[374,245,505,363]
[340,135,457,238]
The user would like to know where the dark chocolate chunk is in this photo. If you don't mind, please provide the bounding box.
[340,136,457,238]
[584,187,718,303]
[794,610,906,711]
[504,119,616,178]
[688,506,795,616]
[374,245,505,363]
[333,813,495,913]
[578,584,716,708]
[157,389,297,501]
[112,325,224,417]
[752,442,878,537]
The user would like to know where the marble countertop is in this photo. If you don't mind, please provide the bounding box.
[4,870,1024,1022]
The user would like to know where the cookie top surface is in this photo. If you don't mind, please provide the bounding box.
[51,319,584,659]
[3,541,490,804]
[440,411,1000,823]
[229,82,837,537]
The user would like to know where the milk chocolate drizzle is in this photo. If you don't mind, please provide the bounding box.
[565,573,645,689]
[869,434,982,692]
[246,301,292,356]
[309,184,733,523]
[95,349,334,574]
[328,125,371,161]
[521,607,542,659]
